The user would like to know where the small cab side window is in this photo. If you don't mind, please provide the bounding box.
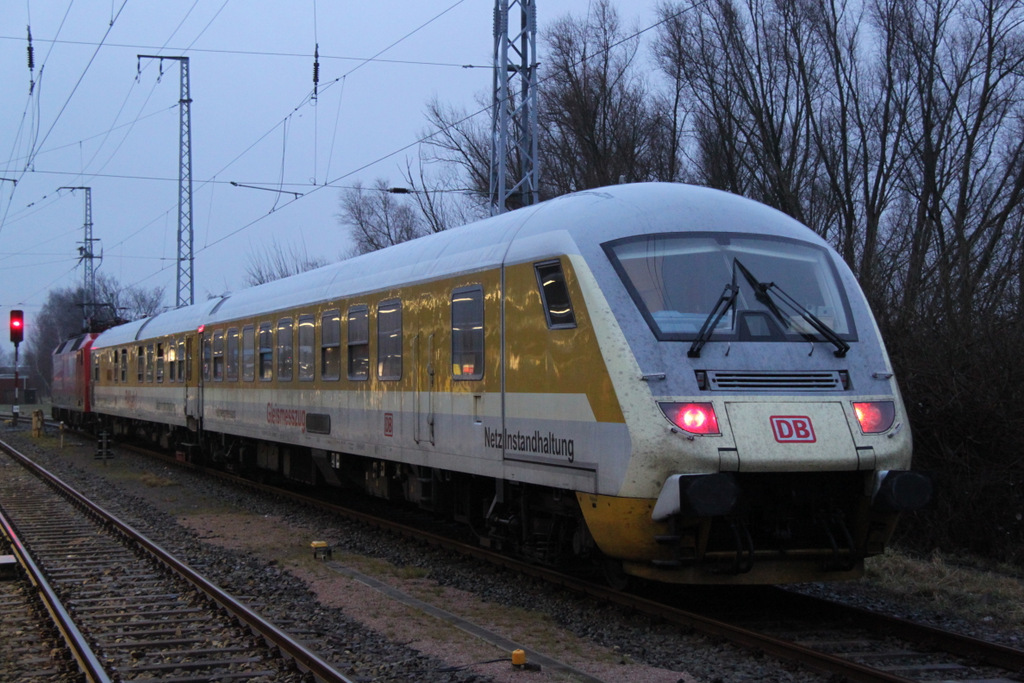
[321,309,341,381]
[258,322,273,381]
[277,318,294,382]
[347,305,369,380]
[452,286,484,380]
[377,299,402,381]
[535,260,577,328]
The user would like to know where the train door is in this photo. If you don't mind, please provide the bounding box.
[184,334,201,431]
[414,292,438,446]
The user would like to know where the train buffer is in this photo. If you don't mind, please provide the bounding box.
[311,541,332,560]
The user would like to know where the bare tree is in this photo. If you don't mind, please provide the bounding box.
[540,0,674,195]
[399,156,485,234]
[338,179,426,256]
[423,96,493,203]
[244,237,331,286]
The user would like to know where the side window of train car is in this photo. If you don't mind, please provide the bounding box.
[377,299,402,381]
[298,314,315,381]
[137,346,144,382]
[120,349,127,383]
[258,322,273,381]
[213,330,225,381]
[180,338,189,382]
[347,305,369,380]
[146,344,155,382]
[202,335,212,381]
[321,309,341,381]
[167,341,176,382]
[156,343,165,383]
[452,286,484,380]
[242,325,255,381]
[277,318,294,382]
[534,260,577,329]
[226,328,239,382]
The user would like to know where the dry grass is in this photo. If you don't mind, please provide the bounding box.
[865,547,1024,629]
[139,471,178,487]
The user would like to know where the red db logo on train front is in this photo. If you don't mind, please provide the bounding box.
[770,416,816,443]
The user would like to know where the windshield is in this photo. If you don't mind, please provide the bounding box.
[604,233,856,342]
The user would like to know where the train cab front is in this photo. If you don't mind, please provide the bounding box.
[592,227,931,584]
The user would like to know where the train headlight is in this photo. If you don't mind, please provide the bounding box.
[853,401,895,433]
[660,402,720,435]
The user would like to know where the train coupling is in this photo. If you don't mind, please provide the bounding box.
[652,473,739,521]
[870,470,933,512]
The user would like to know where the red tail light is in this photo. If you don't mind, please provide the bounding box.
[853,401,896,433]
[660,402,720,435]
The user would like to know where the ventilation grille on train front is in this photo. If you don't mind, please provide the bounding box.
[706,371,843,391]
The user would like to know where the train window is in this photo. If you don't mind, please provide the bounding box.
[146,345,155,383]
[242,325,255,382]
[377,300,402,380]
[213,331,225,381]
[137,346,144,382]
[277,318,294,381]
[181,338,189,382]
[298,315,315,382]
[120,349,127,383]
[347,305,369,381]
[156,343,165,383]
[258,322,273,381]
[202,336,212,382]
[321,309,341,381]
[226,328,239,382]
[167,343,176,382]
[452,286,484,380]
[534,260,577,329]
[603,233,856,343]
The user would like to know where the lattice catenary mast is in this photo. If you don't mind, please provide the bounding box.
[490,0,539,215]
[138,55,194,307]
[58,186,98,326]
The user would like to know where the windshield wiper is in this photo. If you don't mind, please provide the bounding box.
[688,281,739,358]
[734,259,850,357]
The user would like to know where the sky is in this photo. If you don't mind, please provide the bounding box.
[1,0,656,347]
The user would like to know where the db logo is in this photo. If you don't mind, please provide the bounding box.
[770,416,816,443]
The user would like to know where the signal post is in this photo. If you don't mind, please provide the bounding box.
[10,310,23,425]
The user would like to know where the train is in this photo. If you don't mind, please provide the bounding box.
[51,182,931,585]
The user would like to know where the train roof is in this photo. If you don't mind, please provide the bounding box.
[93,183,823,348]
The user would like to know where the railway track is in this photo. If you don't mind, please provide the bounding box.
[117,440,1024,683]
[142,446,1024,679]
[0,436,354,683]
[10,423,1024,682]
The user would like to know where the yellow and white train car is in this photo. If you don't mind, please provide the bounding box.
[71,183,930,584]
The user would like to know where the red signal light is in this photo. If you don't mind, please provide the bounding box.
[660,402,720,435]
[853,401,896,434]
[9,309,24,344]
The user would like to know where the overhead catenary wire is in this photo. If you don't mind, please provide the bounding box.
[3,2,700,308]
